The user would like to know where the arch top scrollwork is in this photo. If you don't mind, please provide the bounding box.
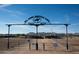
[24,15,51,26]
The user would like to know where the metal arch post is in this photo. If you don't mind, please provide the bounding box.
[36,25,39,50]
[7,25,11,49]
[65,24,69,50]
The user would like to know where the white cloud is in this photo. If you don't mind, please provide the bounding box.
[64,14,70,24]
[51,21,61,23]
[0,7,24,15]
[38,25,66,33]
[0,4,12,8]
[0,4,25,18]
[71,13,79,17]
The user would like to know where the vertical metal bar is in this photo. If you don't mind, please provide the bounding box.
[28,40,31,50]
[7,25,11,49]
[36,25,38,50]
[36,25,38,43]
[43,43,45,51]
[29,41,31,50]
[65,24,69,50]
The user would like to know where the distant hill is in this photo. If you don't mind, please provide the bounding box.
[0,32,79,39]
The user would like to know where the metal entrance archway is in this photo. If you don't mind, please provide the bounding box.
[6,15,70,51]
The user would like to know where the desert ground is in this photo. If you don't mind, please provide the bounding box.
[0,36,79,54]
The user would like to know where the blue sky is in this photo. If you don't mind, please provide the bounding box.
[0,4,79,34]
